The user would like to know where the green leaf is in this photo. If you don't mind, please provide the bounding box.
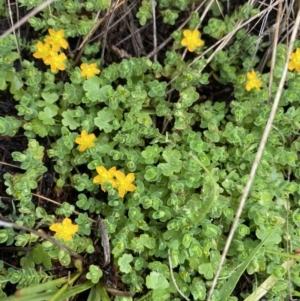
[98,85,114,101]
[41,91,59,104]
[140,234,156,249]
[190,277,206,300]
[83,77,102,102]
[32,244,52,269]
[147,80,167,97]
[63,82,84,105]
[94,108,114,133]
[158,148,182,176]
[148,261,169,277]
[7,71,23,94]
[146,271,169,290]
[198,251,220,280]
[136,0,152,26]
[58,249,71,266]
[0,229,8,243]
[38,106,58,125]
[0,76,7,90]
[118,254,133,273]
[0,116,21,137]
[152,289,170,301]
[86,265,103,284]
[62,110,80,130]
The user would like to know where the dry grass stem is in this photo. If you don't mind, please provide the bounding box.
[0,0,56,39]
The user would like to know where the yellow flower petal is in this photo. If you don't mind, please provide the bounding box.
[181,29,204,52]
[245,69,262,91]
[288,48,300,72]
[33,41,52,60]
[114,170,136,198]
[93,166,117,191]
[50,218,78,241]
[45,28,69,52]
[75,130,96,152]
[43,51,67,73]
[80,63,101,79]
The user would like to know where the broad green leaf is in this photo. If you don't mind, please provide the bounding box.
[31,119,48,137]
[62,110,80,130]
[41,92,59,104]
[118,254,133,273]
[190,277,206,300]
[98,85,114,100]
[158,148,182,176]
[140,234,156,249]
[38,106,58,125]
[94,108,114,133]
[198,251,220,280]
[146,271,169,290]
[32,244,52,269]
[0,76,7,90]
[58,250,71,266]
[86,265,103,284]
[8,72,23,94]
[83,77,102,102]
[152,289,170,301]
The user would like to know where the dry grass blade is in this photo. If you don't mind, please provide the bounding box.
[0,0,56,39]
[79,0,121,50]
[100,0,122,65]
[7,0,21,66]
[206,5,300,301]
[267,0,283,104]
[168,249,189,301]
[150,0,157,62]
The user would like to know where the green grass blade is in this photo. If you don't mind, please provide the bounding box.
[56,280,95,301]
[244,259,295,301]
[218,223,281,300]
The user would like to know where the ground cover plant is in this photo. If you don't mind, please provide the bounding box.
[0,0,300,300]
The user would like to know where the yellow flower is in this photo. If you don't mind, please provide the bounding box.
[181,29,204,52]
[45,29,68,52]
[33,41,52,60]
[80,63,101,79]
[75,130,96,152]
[43,51,67,73]
[288,48,300,72]
[93,166,117,191]
[114,170,136,198]
[245,69,262,91]
[49,218,78,241]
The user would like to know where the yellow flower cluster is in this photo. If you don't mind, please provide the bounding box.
[93,166,136,198]
[181,29,204,52]
[245,69,262,91]
[33,28,68,73]
[75,130,96,152]
[49,217,78,241]
[288,48,300,72]
[74,131,136,197]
